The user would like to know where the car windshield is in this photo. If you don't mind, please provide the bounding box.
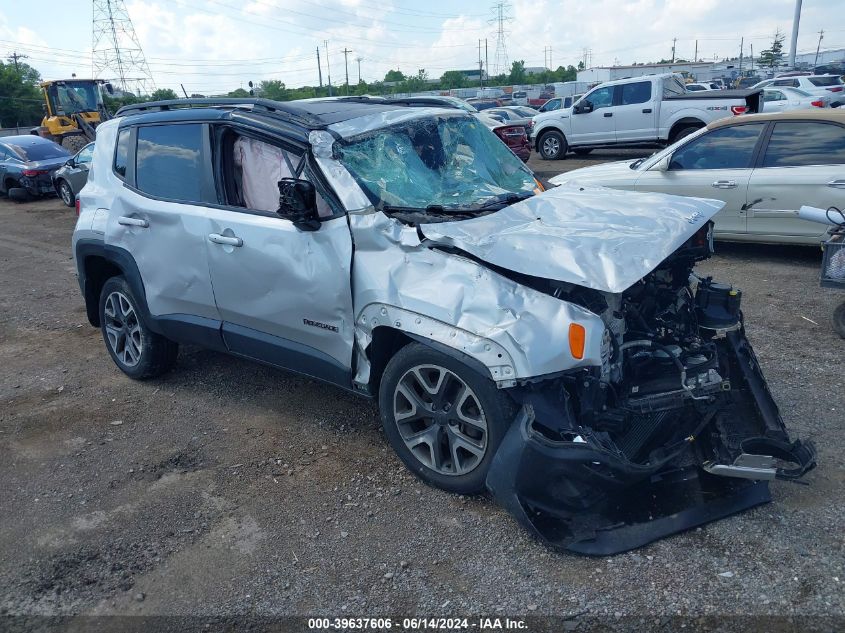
[337,114,536,215]
[11,141,70,161]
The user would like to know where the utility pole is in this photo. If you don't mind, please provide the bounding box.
[8,51,27,72]
[478,39,484,88]
[751,44,754,72]
[316,47,323,88]
[738,37,744,75]
[788,0,802,69]
[694,40,698,63]
[356,56,363,84]
[814,29,824,67]
[485,38,489,83]
[324,40,332,97]
[342,47,352,94]
[671,37,677,63]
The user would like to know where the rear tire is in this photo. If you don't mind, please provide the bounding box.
[834,301,845,339]
[99,276,178,379]
[58,179,75,207]
[8,187,30,203]
[378,342,517,495]
[538,130,567,160]
[670,124,702,144]
[61,135,89,154]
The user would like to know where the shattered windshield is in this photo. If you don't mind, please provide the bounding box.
[336,114,536,215]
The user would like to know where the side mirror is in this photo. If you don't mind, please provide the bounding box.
[654,155,671,171]
[277,178,320,231]
[574,101,593,114]
[104,82,114,95]
[66,158,75,167]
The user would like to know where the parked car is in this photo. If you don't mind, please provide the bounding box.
[762,87,830,112]
[532,73,763,159]
[465,97,501,110]
[485,106,538,135]
[72,97,814,554]
[550,110,845,245]
[0,135,70,201]
[752,74,844,99]
[52,142,94,207]
[475,111,531,161]
[511,90,528,105]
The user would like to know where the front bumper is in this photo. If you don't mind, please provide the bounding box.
[485,330,816,555]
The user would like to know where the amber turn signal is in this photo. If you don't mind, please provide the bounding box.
[569,323,586,360]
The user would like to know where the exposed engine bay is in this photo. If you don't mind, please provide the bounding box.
[485,221,817,554]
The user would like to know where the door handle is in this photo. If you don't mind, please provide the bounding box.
[117,216,149,228]
[603,112,613,117]
[827,179,845,189]
[711,180,737,189]
[208,233,243,247]
[642,108,652,113]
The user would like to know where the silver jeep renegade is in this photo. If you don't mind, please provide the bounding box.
[72,97,815,554]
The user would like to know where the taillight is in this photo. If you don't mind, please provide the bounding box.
[22,169,49,176]
[495,126,526,139]
[75,198,80,217]
[730,105,747,115]
[828,86,843,92]
[811,99,825,107]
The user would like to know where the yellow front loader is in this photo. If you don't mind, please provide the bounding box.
[35,79,113,152]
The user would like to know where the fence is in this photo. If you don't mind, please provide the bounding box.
[0,126,32,137]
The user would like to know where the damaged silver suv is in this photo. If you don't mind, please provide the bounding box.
[72,97,815,554]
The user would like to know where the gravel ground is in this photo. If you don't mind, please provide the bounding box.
[0,156,843,630]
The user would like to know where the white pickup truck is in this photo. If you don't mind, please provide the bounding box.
[533,73,763,159]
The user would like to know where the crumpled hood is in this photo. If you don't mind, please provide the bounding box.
[419,183,724,294]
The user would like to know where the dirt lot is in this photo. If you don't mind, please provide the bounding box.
[1,153,843,628]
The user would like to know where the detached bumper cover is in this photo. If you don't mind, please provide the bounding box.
[485,331,816,556]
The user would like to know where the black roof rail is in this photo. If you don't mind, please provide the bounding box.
[114,97,325,128]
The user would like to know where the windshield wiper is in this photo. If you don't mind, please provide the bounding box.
[475,191,534,209]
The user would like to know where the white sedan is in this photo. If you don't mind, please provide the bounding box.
[549,110,845,245]
[752,75,844,100]
[762,87,830,112]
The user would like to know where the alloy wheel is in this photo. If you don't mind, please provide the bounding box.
[103,291,143,367]
[392,364,488,476]
[542,135,560,158]
[59,181,73,207]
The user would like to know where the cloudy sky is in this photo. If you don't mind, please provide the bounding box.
[1,0,843,94]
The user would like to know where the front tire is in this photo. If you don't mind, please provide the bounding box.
[538,130,567,160]
[670,124,702,144]
[378,343,517,494]
[99,276,178,379]
[58,180,75,207]
[61,135,89,154]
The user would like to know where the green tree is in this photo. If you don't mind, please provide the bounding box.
[508,60,526,84]
[402,69,428,93]
[439,70,467,89]
[0,60,43,128]
[758,30,785,68]
[258,79,286,100]
[577,60,585,71]
[227,87,250,97]
[384,69,405,83]
[150,88,178,101]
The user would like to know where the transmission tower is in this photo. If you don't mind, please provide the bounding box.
[489,2,512,77]
[92,0,156,96]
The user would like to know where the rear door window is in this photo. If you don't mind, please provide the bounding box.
[669,123,766,170]
[808,76,842,87]
[620,81,651,105]
[135,124,204,201]
[762,121,845,167]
